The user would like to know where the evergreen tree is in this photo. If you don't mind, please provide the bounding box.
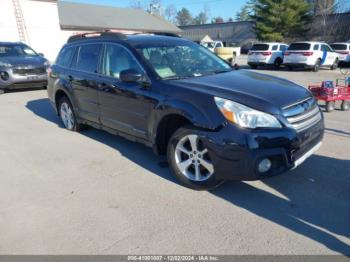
[251,0,312,41]
[176,8,193,26]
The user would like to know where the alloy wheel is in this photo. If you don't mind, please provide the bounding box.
[174,134,214,182]
[60,102,75,130]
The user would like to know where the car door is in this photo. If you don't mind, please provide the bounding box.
[97,43,154,139]
[70,43,102,123]
[321,44,335,66]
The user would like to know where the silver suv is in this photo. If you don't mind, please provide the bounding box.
[0,42,49,92]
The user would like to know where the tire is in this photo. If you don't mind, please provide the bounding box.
[273,59,282,70]
[313,59,321,72]
[331,59,338,70]
[325,101,335,112]
[341,100,350,111]
[58,96,84,131]
[167,126,224,190]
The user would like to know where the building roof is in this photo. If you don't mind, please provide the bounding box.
[179,21,256,45]
[57,1,181,34]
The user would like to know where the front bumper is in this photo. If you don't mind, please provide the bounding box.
[199,119,324,180]
[0,67,47,89]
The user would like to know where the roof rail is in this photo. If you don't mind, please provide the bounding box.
[153,32,181,37]
[67,31,127,43]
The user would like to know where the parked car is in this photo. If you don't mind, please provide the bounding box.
[201,41,241,64]
[247,43,289,70]
[330,42,350,66]
[0,42,49,92]
[283,42,339,72]
[48,32,324,190]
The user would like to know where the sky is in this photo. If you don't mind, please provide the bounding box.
[66,0,248,21]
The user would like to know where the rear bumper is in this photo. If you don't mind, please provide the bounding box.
[199,118,324,181]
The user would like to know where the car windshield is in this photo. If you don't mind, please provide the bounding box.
[288,43,311,51]
[138,43,232,80]
[251,44,269,51]
[0,44,38,57]
[330,44,348,51]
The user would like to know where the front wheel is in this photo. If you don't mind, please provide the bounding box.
[331,59,339,70]
[341,100,350,111]
[167,126,224,190]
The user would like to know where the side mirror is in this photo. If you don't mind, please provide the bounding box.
[120,69,143,83]
[38,53,45,57]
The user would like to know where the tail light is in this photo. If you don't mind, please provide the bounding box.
[339,51,350,55]
[284,52,290,56]
[302,52,313,56]
[262,52,272,56]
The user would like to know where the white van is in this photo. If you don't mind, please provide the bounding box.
[247,43,289,70]
[283,42,339,72]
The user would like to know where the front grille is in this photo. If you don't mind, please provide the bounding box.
[13,67,46,76]
[283,97,322,132]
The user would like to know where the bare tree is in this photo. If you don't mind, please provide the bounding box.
[164,5,177,23]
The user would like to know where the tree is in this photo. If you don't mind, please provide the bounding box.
[164,4,177,23]
[176,8,193,26]
[235,0,256,21]
[194,11,208,25]
[251,0,312,41]
[212,16,224,23]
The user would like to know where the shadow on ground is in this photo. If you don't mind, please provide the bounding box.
[26,98,350,255]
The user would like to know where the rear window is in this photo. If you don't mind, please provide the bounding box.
[330,44,348,51]
[56,46,75,68]
[288,43,311,51]
[74,44,102,73]
[251,44,269,51]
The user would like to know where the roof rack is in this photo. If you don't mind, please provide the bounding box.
[67,31,127,43]
[153,32,181,37]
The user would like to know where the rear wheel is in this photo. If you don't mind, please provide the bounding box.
[273,58,282,70]
[167,126,223,190]
[326,101,335,112]
[341,100,350,111]
[58,96,84,131]
[331,59,339,70]
[313,59,321,72]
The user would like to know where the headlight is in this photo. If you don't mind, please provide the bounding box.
[214,97,282,129]
[0,61,12,68]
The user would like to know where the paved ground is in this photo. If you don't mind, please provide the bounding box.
[0,63,349,255]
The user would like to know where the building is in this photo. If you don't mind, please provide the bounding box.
[179,21,257,47]
[0,0,76,61]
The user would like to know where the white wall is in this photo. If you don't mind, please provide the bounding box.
[0,0,76,61]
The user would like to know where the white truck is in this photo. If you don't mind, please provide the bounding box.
[201,41,241,64]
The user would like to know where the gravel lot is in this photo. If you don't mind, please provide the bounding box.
[0,59,349,255]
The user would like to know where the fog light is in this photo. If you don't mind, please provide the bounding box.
[258,158,272,173]
[0,71,9,81]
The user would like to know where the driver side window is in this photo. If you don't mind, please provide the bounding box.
[102,44,143,79]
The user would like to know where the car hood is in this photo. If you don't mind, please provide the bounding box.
[168,70,312,115]
[0,56,47,67]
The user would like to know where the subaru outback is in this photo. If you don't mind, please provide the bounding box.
[47,32,324,190]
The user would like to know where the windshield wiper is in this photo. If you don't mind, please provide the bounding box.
[162,76,190,80]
